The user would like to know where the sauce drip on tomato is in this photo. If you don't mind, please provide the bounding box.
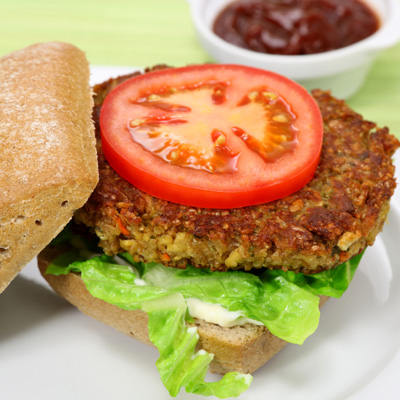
[213,0,379,55]
[127,81,297,173]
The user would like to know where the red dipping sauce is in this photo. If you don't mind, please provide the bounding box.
[213,0,380,55]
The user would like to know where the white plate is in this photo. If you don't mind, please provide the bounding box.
[1,66,399,400]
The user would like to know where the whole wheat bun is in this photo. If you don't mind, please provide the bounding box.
[0,42,98,293]
[38,244,328,374]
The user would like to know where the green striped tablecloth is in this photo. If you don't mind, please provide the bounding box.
[1,0,399,139]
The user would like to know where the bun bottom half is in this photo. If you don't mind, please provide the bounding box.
[38,245,328,375]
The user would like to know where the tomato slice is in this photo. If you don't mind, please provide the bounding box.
[100,65,323,209]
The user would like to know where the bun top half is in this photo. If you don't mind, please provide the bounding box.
[0,42,98,293]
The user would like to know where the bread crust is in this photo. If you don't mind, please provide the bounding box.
[38,245,328,374]
[0,42,98,293]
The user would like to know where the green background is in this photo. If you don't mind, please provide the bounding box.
[0,0,399,139]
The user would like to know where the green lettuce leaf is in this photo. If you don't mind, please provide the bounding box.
[140,260,321,344]
[143,293,252,397]
[45,232,363,398]
[261,252,363,299]
[47,252,321,344]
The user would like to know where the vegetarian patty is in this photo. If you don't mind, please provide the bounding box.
[75,67,399,274]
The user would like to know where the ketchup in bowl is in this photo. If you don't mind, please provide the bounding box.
[213,0,380,55]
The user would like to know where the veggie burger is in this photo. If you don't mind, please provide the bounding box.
[1,43,399,398]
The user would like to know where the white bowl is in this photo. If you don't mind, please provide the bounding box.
[188,0,400,99]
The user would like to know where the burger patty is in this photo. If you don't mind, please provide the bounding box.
[75,67,400,274]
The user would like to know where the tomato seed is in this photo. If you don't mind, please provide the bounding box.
[273,114,289,123]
